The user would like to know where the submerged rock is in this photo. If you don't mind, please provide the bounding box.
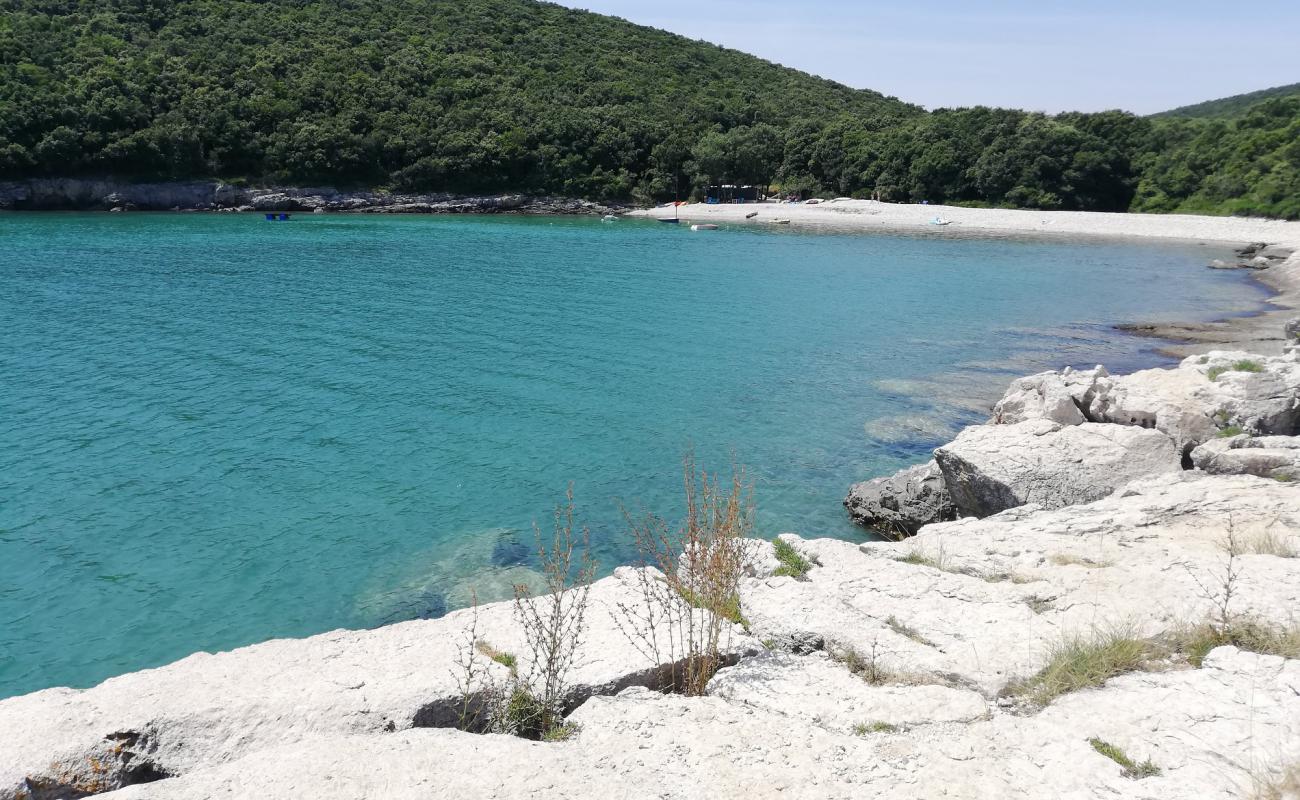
[844,460,956,537]
[933,419,1181,518]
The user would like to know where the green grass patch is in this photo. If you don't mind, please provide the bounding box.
[853,721,899,735]
[772,538,814,580]
[677,586,748,629]
[1089,738,1161,779]
[1166,619,1300,667]
[1217,425,1247,438]
[541,723,580,742]
[1209,360,1265,381]
[1007,629,1159,707]
[475,641,518,672]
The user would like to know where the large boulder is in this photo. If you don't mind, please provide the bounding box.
[933,419,1181,518]
[990,366,1110,426]
[1191,434,1300,481]
[844,461,956,537]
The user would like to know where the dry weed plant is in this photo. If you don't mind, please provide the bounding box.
[615,455,753,695]
[451,488,594,740]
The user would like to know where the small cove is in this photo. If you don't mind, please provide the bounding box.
[0,212,1268,698]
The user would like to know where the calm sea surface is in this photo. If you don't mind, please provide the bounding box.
[0,212,1265,697]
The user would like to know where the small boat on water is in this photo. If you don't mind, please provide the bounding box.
[690,224,719,231]
[602,214,618,222]
[745,211,759,219]
[772,219,791,225]
[264,213,292,221]
[658,217,681,224]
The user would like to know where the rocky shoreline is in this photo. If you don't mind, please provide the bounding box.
[3,317,1298,799]
[0,178,624,215]
[4,201,1300,798]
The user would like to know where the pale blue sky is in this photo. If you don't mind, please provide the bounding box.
[558,1,1300,114]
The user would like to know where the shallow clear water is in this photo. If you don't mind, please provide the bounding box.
[0,212,1265,697]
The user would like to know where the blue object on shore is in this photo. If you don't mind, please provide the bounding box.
[264,213,292,221]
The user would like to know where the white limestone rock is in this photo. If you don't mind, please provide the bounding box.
[933,419,1181,518]
[744,473,1300,697]
[706,650,989,732]
[102,646,1300,800]
[0,570,759,800]
[1192,434,1300,481]
[990,366,1110,426]
[1089,350,1300,453]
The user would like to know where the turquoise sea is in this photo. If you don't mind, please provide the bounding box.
[0,212,1265,698]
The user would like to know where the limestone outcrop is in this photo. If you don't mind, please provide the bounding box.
[1086,351,1300,451]
[0,571,759,799]
[990,366,1109,426]
[99,646,1300,800]
[1191,433,1300,481]
[933,419,1181,518]
[843,460,955,536]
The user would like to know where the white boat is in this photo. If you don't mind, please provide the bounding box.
[931,217,952,226]
[601,214,618,222]
[772,219,791,225]
[691,224,719,231]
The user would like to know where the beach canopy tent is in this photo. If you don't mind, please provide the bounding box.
[706,185,762,204]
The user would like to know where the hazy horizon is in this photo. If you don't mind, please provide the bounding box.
[559,0,1299,115]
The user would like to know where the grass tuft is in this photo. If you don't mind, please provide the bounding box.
[886,615,935,647]
[894,550,941,569]
[1231,531,1298,558]
[678,585,748,629]
[1089,738,1161,779]
[835,642,893,686]
[541,723,580,742]
[1049,553,1113,568]
[983,571,1036,584]
[474,641,518,672]
[772,538,814,580]
[1217,425,1247,438]
[1007,629,1159,707]
[1165,618,1300,667]
[853,721,899,735]
[1209,360,1265,381]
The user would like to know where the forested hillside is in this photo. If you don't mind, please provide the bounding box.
[0,0,917,199]
[1,0,1298,217]
[1152,83,1300,119]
